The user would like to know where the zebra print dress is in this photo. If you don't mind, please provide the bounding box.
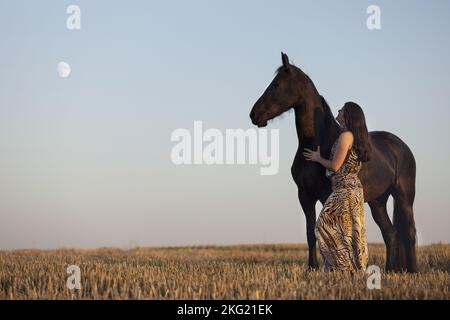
[315,137,368,272]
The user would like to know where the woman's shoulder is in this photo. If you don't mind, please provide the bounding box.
[339,130,354,151]
[339,129,353,137]
[338,130,354,143]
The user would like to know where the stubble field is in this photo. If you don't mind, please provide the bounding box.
[0,243,449,299]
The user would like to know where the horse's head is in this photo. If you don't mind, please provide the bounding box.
[250,52,306,127]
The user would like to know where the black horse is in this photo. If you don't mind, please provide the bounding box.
[250,52,417,272]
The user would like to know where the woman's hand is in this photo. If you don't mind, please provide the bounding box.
[303,146,321,162]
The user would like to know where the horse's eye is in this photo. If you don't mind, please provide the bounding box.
[274,82,279,88]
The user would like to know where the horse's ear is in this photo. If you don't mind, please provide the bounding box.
[281,52,290,68]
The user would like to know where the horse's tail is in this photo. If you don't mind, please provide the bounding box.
[392,135,418,272]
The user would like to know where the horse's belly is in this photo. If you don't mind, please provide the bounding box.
[359,165,395,202]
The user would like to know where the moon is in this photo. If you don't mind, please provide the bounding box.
[58,62,71,78]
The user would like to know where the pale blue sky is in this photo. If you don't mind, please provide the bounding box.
[0,0,449,249]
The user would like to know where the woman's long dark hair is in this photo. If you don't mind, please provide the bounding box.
[343,102,372,162]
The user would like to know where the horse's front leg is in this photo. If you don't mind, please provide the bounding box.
[298,191,318,270]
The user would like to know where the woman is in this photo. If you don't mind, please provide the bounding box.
[303,102,371,273]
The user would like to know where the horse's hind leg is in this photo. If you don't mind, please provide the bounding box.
[368,191,398,272]
[392,188,418,273]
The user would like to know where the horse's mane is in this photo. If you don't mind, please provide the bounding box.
[320,96,340,131]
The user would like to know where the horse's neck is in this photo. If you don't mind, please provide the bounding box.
[293,96,340,156]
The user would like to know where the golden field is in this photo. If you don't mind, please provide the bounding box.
[0,243,449,300]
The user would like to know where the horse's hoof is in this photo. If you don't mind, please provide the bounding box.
[307,265,319,272]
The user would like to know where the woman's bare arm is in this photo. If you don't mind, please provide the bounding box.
[315,132,353,172]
